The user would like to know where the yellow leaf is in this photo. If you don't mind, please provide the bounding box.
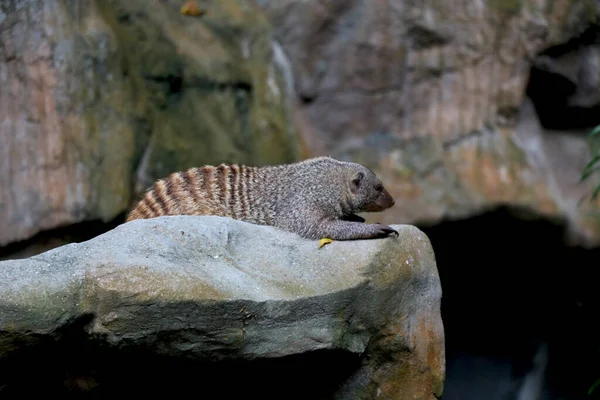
[180,1,205,16]
[318,237,334,249]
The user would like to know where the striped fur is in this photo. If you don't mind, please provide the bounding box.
[126,157,398,240]
[126,164,265,224]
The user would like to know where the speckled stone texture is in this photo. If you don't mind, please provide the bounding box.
[0,215,444,399]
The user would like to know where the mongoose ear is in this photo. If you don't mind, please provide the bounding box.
[351,171,364,193]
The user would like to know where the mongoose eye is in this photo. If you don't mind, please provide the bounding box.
[375,184,383,192]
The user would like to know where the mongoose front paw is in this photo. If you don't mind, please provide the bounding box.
[374,224,398,238]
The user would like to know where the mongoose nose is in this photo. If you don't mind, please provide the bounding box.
[391,198,395,206]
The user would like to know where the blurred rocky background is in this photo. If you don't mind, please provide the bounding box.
[1,0,600,399]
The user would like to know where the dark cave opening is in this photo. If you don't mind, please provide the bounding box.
[525,67,595,130]
[525,25,600,131]
[418,207,600,400]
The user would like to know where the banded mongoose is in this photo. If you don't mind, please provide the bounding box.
[126,156,398,240]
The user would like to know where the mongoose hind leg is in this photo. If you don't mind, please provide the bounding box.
[315,219,398,240]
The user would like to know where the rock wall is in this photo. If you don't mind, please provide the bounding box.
[257,0,600,247]
[1,0,600,250]
[0,0,300,247]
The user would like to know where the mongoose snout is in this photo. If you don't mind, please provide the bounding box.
[364,188,395,212]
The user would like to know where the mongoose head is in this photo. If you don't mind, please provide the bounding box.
[348,166,395,212]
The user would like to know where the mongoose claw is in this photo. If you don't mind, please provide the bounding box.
[373,224,399,238]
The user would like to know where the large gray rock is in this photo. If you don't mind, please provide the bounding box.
[0,216,444,399]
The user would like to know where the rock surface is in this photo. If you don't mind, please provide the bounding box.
[0,0,299,246]
[0,216,444,399]
[258,0,600,246]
